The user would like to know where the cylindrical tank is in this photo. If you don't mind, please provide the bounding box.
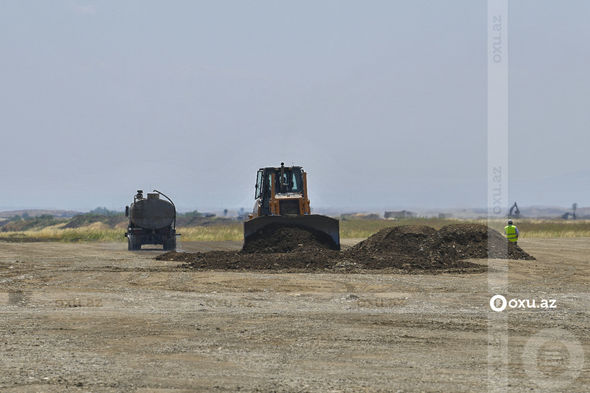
[129,194,175,230]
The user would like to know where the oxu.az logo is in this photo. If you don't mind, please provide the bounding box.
[489,294,556,312]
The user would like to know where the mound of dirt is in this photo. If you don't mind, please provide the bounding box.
[345,224,534,267]
[241,224,339,254]
[430,224,535,261]
[157,247,482,273]
[158,248,341,271]
[157,224,532,273]
[347,225,435,256]
[344,225,443,268]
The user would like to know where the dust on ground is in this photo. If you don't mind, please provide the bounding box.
[0,238,587,392]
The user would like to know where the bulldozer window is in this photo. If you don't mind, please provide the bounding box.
[255,170,263,199]
[290,172,299,190]
[277,170,302,193]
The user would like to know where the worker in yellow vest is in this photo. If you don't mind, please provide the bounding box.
[504,220,519,245]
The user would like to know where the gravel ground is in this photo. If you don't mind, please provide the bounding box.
[0,238,588,392]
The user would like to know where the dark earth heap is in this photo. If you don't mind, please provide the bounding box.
[241,223,339,254]
[157,223,534,273]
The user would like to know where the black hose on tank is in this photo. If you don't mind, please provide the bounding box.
[153,189,176,229]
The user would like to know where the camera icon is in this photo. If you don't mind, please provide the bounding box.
[522,328,584,390]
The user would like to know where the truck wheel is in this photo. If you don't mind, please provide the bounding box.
[163,238,176,251]
[128,235,141,250]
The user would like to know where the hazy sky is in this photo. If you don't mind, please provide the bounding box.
[1,1,588,212]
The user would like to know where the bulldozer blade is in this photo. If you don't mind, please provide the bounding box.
[244,215,340,250]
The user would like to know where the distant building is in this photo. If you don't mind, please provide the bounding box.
[384,210,416,219]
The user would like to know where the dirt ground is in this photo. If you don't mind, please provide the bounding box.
[0,238,588,392]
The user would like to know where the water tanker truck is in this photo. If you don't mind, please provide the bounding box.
[125,190,177,250]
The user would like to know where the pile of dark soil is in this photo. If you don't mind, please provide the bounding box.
[242,224,339,253]
[345,225,440,268]
[157,247,483,273]
[158,248,341,271]
[345,224,534,266]
[430,224,535,261]
[157,223,533,273]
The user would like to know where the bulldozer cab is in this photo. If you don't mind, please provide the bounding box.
[253,164,309,217]
[245,163,340,249]
[255,166,303,198]
[276,167,303,194]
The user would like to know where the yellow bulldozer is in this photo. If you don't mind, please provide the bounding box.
[244,163,340,249]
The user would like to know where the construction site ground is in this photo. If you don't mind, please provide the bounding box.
[0,238,588,392]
